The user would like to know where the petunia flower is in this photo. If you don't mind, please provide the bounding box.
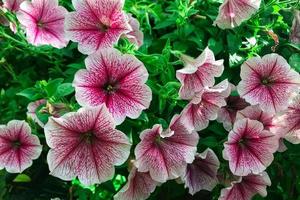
[0,120,42,173]
[237,53,300,114]
[122,14,143,48]
[17,0,68,48]
[290,10,300,44]
[114,161,158,200]
[44,105,131,186]
[65,0,131,55]
[217,83,249,131]
[236,105,286,152]
[180,80,231,131]
[218,172,271,200]
[27,99,47,128]
[181,148,220,195]
[275,95,300,144]
[73,48,152,125]
[3,0,24,11]
[134,115,199,183]
[176,47,224,100]
[223,118,278,176]
[214,0,261,29]
[236,105,277,131]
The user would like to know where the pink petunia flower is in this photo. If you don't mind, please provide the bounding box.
[134,115,199,183]
[180,80,231,131]
[27,99,47,128]
[3,0,24,11]
[214,0,261,29]
[236,105,277,131]
[44,105,131,185]
[290,10,300,44]
[16,0,68,48]
[114,161,158,200]
[218,172,271,200]
[181,148,220,195]
[0,120,42,173]
[176,47,224,100]
[236,105,286,152]
[73,48,152,125]
[275,96,300,144]
[223,118,278,176]
[217,83,249,131]
[65,0,131,55]
[237,53,300,114]
[122,14,144,48]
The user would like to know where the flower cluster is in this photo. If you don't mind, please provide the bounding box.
[1,0,300,200]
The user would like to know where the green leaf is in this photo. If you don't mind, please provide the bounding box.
[55,83,74,97]
[13,174,31,182]
[227,33,242,54]
[208,38,223,55]
[17,88,41,100]
[198,136,218,148]
[289,53,300,72]
[46,78,64,97]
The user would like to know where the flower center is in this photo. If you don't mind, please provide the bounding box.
[260,77,273,86]
[11,140,21,149]
[80,131,95,144]
[97,22,109,33]
[37,20,45,28]
[154,135,162,145]
[103,82,118,94]
[238,138,247,148]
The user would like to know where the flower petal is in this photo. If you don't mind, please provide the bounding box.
[176,47,224,100]
[114,165,158,200]
[17,0,68,48]
[182,148,220,195]
[181,80,230,131]
[218,172,271,200]
[214,0,261,29]
[0,120,42,173]
[65,0,130,54]
[135,115,198,182]
[223,119,278,176]
[44,105,131,185]
[237,53,300,114]
[73,48,152,125]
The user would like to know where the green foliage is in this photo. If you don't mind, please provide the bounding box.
[0,0,300,199]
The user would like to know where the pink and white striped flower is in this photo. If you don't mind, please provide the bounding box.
[219,172,271,200]
[214,0,261,29]
[3,0,24,11]
[181,80,231,131]
[114,161,158,200]
[217,83,249,131]
[176,47,224,100]
[17,0,68,48]
[236,105,286,152]
[181,148,220,195]
[134,115,199,183]
[122,14,143,48]
[275,96,300,144]
[27,99,47,128]
[44,105,131,186]
[223,118,278,176]
[236,105,277,131]
[0,120,42,173]
[237,53,300,114]
[73,48,152,125]
[65,0,131,55]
